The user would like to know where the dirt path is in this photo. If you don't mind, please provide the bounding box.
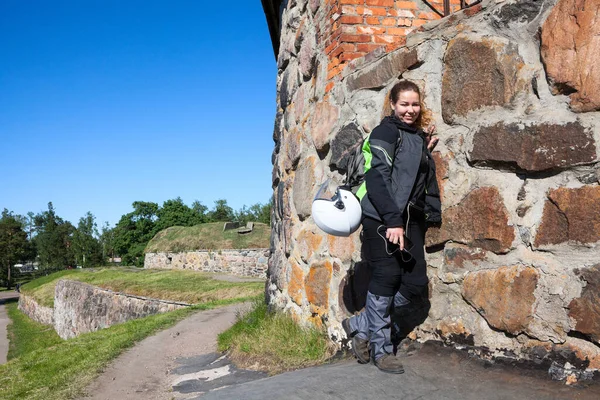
[78,302,253,400]
[0,292,19,364]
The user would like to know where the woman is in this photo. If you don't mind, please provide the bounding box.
[343,80,441,374]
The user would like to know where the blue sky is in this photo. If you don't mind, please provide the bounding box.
[1,1,277,228]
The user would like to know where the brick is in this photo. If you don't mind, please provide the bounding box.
[328,57,341,70]
[339,15,363,24]
[356,6,373,15]
[381,17,397,26]
[390,9,415,18]
[366,16,381,24]
[396,1,418,9]
[357,25,386,34]
[325,82,335,93]
[398,18,413,27]
[388,27,412,36]
[341,25,357,34]
[386,42,404,52]
[339,33,372,43]
[366,0,394,6]
[327,65,343,80]
[369,6,388,16]
[412,19,428,27]
[357,43,382,53]
[341,5,356,14]
[374,34,396,44]
[339,52,364,62]
[330,43,354,57]
[340,0,362,4]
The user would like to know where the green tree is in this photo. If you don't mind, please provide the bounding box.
[191,200,208,223]
[155,197,202,231]
[235,200,272,225]
[0,209,30,288]
[208,199,234,222]
[34,202,75,268]
[99,221,116,262]
[250,200,272,225]
[72,212,103,267]
[113,201,159,267]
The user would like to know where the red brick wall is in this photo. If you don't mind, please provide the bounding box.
[323,0,462,90]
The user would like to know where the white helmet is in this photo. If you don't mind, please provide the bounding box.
[312,182,362,237]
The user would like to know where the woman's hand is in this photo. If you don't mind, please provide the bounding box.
[425,125,439,152]
[386,226,406,250]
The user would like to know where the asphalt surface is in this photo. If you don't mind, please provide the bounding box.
[174,343,600,400]
[0,291,19,365]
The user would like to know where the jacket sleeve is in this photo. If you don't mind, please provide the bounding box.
[365,124,404,227]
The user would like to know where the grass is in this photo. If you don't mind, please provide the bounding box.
[20,268,265,308]
[1,294,260,400]
[6,302,63,361]
[218,299,336,375]
[145,222,270,253]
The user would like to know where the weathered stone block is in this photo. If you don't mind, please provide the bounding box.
[284,127,303,172]
[305,260,332,314]
[432,151,451,202]
[535,186,600,246]
[462,266,539,335]
[442,36,524,124]
[426,187,515,253]
[327,234,356,263]
[469,122,597,172]
[309,101,339,153]
[541,0,600,112]
[346,47,419,92]
[295,228,323,262]
[329,122,363,170]
[293,156,322,219]
[443,243,488,272]
[568,264,600,344]
[491,0,544,28]
[288,260,305,306]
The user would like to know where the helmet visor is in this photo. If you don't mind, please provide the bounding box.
[314,180,338,201]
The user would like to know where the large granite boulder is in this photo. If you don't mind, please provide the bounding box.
[541,0,600,112]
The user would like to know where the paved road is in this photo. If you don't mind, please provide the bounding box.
[78,302,265,400]
[0,291,20,364]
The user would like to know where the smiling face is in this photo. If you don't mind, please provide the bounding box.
[390,90,421,126]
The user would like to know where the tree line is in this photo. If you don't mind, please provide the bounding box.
[0,198,271,288]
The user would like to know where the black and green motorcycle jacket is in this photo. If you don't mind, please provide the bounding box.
[358,115,442,228]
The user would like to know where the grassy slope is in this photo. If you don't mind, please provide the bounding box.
[145,222,270,253]
[20,268,264,307]
[218,300,336,375]
[0,305,198,400]
[6,302,63,361]
[2,267,263,400]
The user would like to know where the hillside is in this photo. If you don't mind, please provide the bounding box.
[145,222,270,253]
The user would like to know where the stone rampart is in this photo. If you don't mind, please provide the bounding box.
[268,0,600,382]
[18,295,54,326]
[144,249,270,278]
[53,280,189,339]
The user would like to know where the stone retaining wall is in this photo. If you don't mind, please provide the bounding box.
[144,249,270,278]
[54,280,189,339]
[18,295,54,326]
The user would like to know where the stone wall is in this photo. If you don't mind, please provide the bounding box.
[18,294,54,326]
[268,0,600,380]
[144,249,270,278]
[54,280,189,339]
